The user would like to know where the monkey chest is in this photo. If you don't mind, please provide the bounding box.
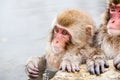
[46,54,61,70]
[102,42,118,59]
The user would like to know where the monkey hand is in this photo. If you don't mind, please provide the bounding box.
[86,55,109,75]
[25,56,41,78]
[59,53,80,72]
[113,54,120,70]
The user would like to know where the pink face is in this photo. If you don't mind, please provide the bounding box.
[51,25,71,53]
[107,3,120,35]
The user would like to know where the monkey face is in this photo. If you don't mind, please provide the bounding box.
[107,3,120,36]
[51,25,71,54]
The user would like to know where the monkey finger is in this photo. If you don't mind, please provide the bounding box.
[28,64,39,72]
[88,65,95,75]
[100,63,105,73]
[26,68,39,78]
[74,64,79,72]
[116,63,120,70]
[95,63,100,75]
[30,61,39,71]
[27,67,39,75]
[26,61,34,69]
[88,64,95,75]
[66,64,72,72]
[28,73,39,78]
[26,63,39,75]
[59,64,66,71]
[97,60,105,73]
[87,60,95,74]
[34,59,40,69]
[71,63,76,72]
[113,58,120,69]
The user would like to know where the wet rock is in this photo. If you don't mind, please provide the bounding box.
[51,60,120,80]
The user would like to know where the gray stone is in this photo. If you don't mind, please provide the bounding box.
[51,60,120,80]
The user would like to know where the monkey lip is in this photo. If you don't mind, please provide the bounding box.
[52,46,63,53]
[109,28,120,30]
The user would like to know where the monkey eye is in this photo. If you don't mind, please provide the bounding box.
[54,28,59,33]
[62,30,68,35]
[111,7,115,12]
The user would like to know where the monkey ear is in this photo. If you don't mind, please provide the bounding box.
[85,25,92,37]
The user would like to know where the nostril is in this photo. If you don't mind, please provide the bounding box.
[112,20,115,23]
[56,41,59,43]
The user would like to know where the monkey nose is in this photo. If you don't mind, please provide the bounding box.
[56,41,59,43]
[111,20,115,23]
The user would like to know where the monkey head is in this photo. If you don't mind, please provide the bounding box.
[49,9,95,54]
[105,0,120,36]
[51,24,71,54]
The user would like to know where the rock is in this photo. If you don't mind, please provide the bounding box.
[51,60,120,80]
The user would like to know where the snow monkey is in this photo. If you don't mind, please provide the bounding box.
[87,0,120,75]
[25,8,101,80]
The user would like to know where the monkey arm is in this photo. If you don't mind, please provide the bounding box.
[113,53,120,70]
[59,52,82,72]
[93,24,108,48]
[25,55,46,80]
[86,47,109,75]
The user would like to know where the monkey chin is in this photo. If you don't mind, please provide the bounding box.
[52,46,64,54]
[107,29,120,36]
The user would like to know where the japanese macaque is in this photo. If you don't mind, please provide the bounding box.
[87,0,120,75]
[25,8,97,80]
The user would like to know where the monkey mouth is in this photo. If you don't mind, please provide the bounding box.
[109,27,120,30]
[108,29,120,32]
[108,29,120,36]
[52,46,63,54]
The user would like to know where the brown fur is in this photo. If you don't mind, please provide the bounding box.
[46,8,96,69]
[107,0,120,5]
[57,9,94,27]
[26,8,97,80]
[103,0,120,25]
[85,0,120,76]
[85,1,120,75]
[94,24,120,59]
[94,0,120,59]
